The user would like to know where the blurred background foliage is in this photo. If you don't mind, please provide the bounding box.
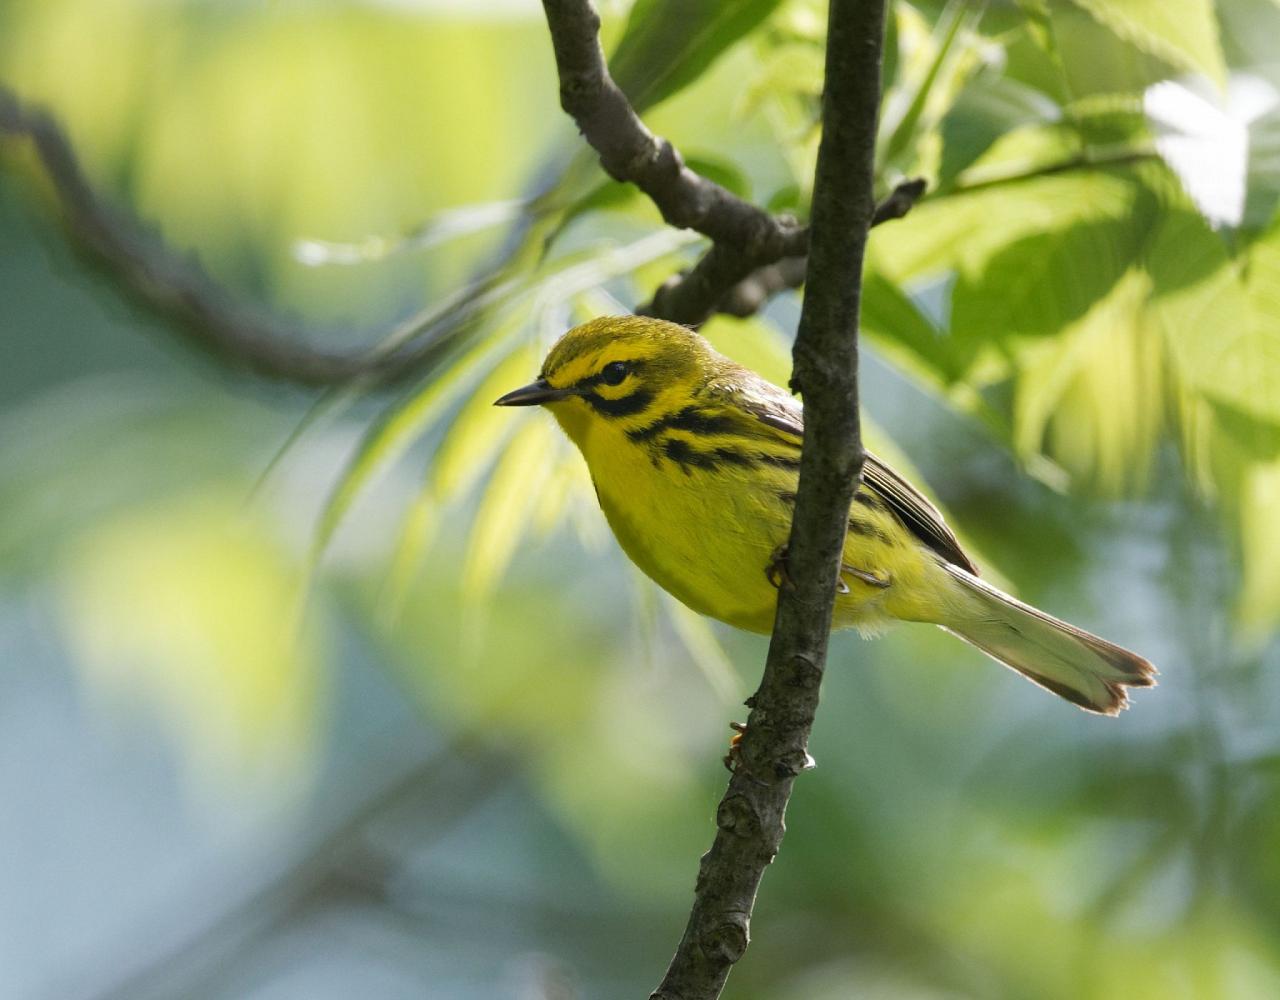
[4,0,1280,997]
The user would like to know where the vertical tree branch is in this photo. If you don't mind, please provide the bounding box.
[649,1,886,997]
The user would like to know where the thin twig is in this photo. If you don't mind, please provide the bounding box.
[0,86,468,387]
[715,146,1155,312]
[710,177,927,319]
[648,0,886,996]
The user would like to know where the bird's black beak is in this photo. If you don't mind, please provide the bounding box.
[493,378,572,407]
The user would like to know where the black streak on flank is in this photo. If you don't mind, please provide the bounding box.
[756,452,801,471]
[661,438,758,474]
[583,389,655,418]
[627,406,743,442]
[853,490,883,509]
[847,514,889,543]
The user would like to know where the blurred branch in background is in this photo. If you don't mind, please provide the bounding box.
[0,84,491,388]
[96,735,511,1000]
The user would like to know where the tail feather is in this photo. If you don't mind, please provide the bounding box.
[938,564,1156,715]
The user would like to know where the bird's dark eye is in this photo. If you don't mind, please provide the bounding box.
[600,361,629,386]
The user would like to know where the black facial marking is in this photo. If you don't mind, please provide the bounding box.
[582,388,655,418]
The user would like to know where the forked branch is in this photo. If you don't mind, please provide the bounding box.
[540,0,922,329]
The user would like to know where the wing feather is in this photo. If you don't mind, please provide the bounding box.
[723,374,980,575]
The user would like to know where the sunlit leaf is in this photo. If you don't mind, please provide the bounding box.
[462,417,558,601]
[879,0,986,176]
[431,342,541,505]
[871,167,1139,287]
[1237,456,1280,636]
[1068,0,1227,87]
[949,173,1145,364]
[1158,213,1280,428]
[938,74,1063,185]
[1014,268,1164,496]
[314,323,520,560]
[608,0,786,113]
[1145,74,1280,229]
[861,269,962,387]
[700,312,792,384]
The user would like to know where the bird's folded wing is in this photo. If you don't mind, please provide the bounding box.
[730,379,980,575]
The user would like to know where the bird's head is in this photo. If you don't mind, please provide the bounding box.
[494,316,719,445]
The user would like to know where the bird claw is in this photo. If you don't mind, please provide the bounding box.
[841,563,890,589]
[723,721,748,772]
[770,547,889,594]
[765,545,793,590]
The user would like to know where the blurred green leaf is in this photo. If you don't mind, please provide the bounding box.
[860,269,963,387]
[938,75,1062,185]
[949,172,1146,363]
[58,495,324,807]
[1237,455,1280,635]
[315,323,520,560]
[462,416,557,601]
[1013,267,1165,496]
[609,0,786,113]
[878,0,980,174]
[1068,0,1227,86]
[431,343,541,506]
[1160,213,1280,427]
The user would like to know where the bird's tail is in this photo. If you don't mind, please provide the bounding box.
[937,563,1156,715]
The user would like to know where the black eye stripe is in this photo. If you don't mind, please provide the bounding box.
[582,388,654,417]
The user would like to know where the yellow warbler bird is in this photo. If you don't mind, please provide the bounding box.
[495,316,1155,714]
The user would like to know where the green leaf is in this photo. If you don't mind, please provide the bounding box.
[313,323,518,560]
[860,270,963,387]
[878,0,993,183]
[948,172,1146,362]
[870,166,1139,286]
[1236,456,1280,636]
[431,343,541,505]
[1012,267,1165,496]
[938,76,1062,186]
[462,417,557,601]
[1068,0,1227,86]
[1156,211,1280,428]
[609,0,785,113]
[700,313,792,385]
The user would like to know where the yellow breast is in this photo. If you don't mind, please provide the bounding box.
[566,409,938,635]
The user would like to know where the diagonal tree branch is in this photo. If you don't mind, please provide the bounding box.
[648,0,886,997]
[540,0,827,329]
[541,0,808,258]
